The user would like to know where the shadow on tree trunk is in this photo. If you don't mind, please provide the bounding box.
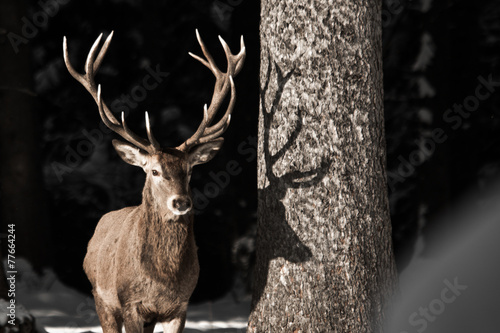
[251,55,329,310]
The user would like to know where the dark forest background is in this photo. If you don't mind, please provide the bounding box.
[0,0,499,304]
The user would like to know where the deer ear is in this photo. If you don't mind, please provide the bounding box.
[112,140,148,168]
[188,138,224,166]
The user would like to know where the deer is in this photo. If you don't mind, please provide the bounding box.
[62,30,245,333]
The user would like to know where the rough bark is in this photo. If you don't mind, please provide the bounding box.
[249,1,397,332]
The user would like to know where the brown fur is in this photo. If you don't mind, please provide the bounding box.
[64,30,245,333]
[84,142,222,333]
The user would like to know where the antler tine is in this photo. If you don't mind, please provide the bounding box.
[203,75,236,136]
[145,112,161,150]
[63,36,81,82]
[96,84,115,129]
[176,105,209,151]
[96,85,155,153]
[84,33,103,78]
[235,35,246,75]
[64,34,160,154]
[177,31,245,152]
[94,31,114,73]
[203,35,245,127]
[197,114,231,144]
[63,33,121,126]
[189,29,220,76]
[218,37,235,75]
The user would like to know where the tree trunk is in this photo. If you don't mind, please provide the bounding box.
[248,1,397,332]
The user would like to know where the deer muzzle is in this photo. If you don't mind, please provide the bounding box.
[168,195,193,215]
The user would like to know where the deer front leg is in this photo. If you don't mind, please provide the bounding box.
[161,313,186,333]
[122,306,146,333]
[94,296,123,333]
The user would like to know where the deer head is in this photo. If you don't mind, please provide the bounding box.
[63,31,246,216]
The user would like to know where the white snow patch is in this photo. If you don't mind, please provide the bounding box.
[11,260,250,332]
[0,300,10,326]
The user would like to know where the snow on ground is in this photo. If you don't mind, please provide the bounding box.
[12,260,250,333]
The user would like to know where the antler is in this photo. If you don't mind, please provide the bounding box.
[176,29,246,152]
[63,32,161,154]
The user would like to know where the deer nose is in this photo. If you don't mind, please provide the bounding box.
[168,195,193,215]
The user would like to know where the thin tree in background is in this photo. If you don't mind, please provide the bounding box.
[248,1,397,331]
[0,0,51,271]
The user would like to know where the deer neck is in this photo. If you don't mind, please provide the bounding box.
[137,181,195,279]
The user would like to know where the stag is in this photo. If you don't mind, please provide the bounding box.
[63,31,245,333]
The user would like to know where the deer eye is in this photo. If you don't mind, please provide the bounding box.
[164,175,172,181]
[152,170,159,176]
